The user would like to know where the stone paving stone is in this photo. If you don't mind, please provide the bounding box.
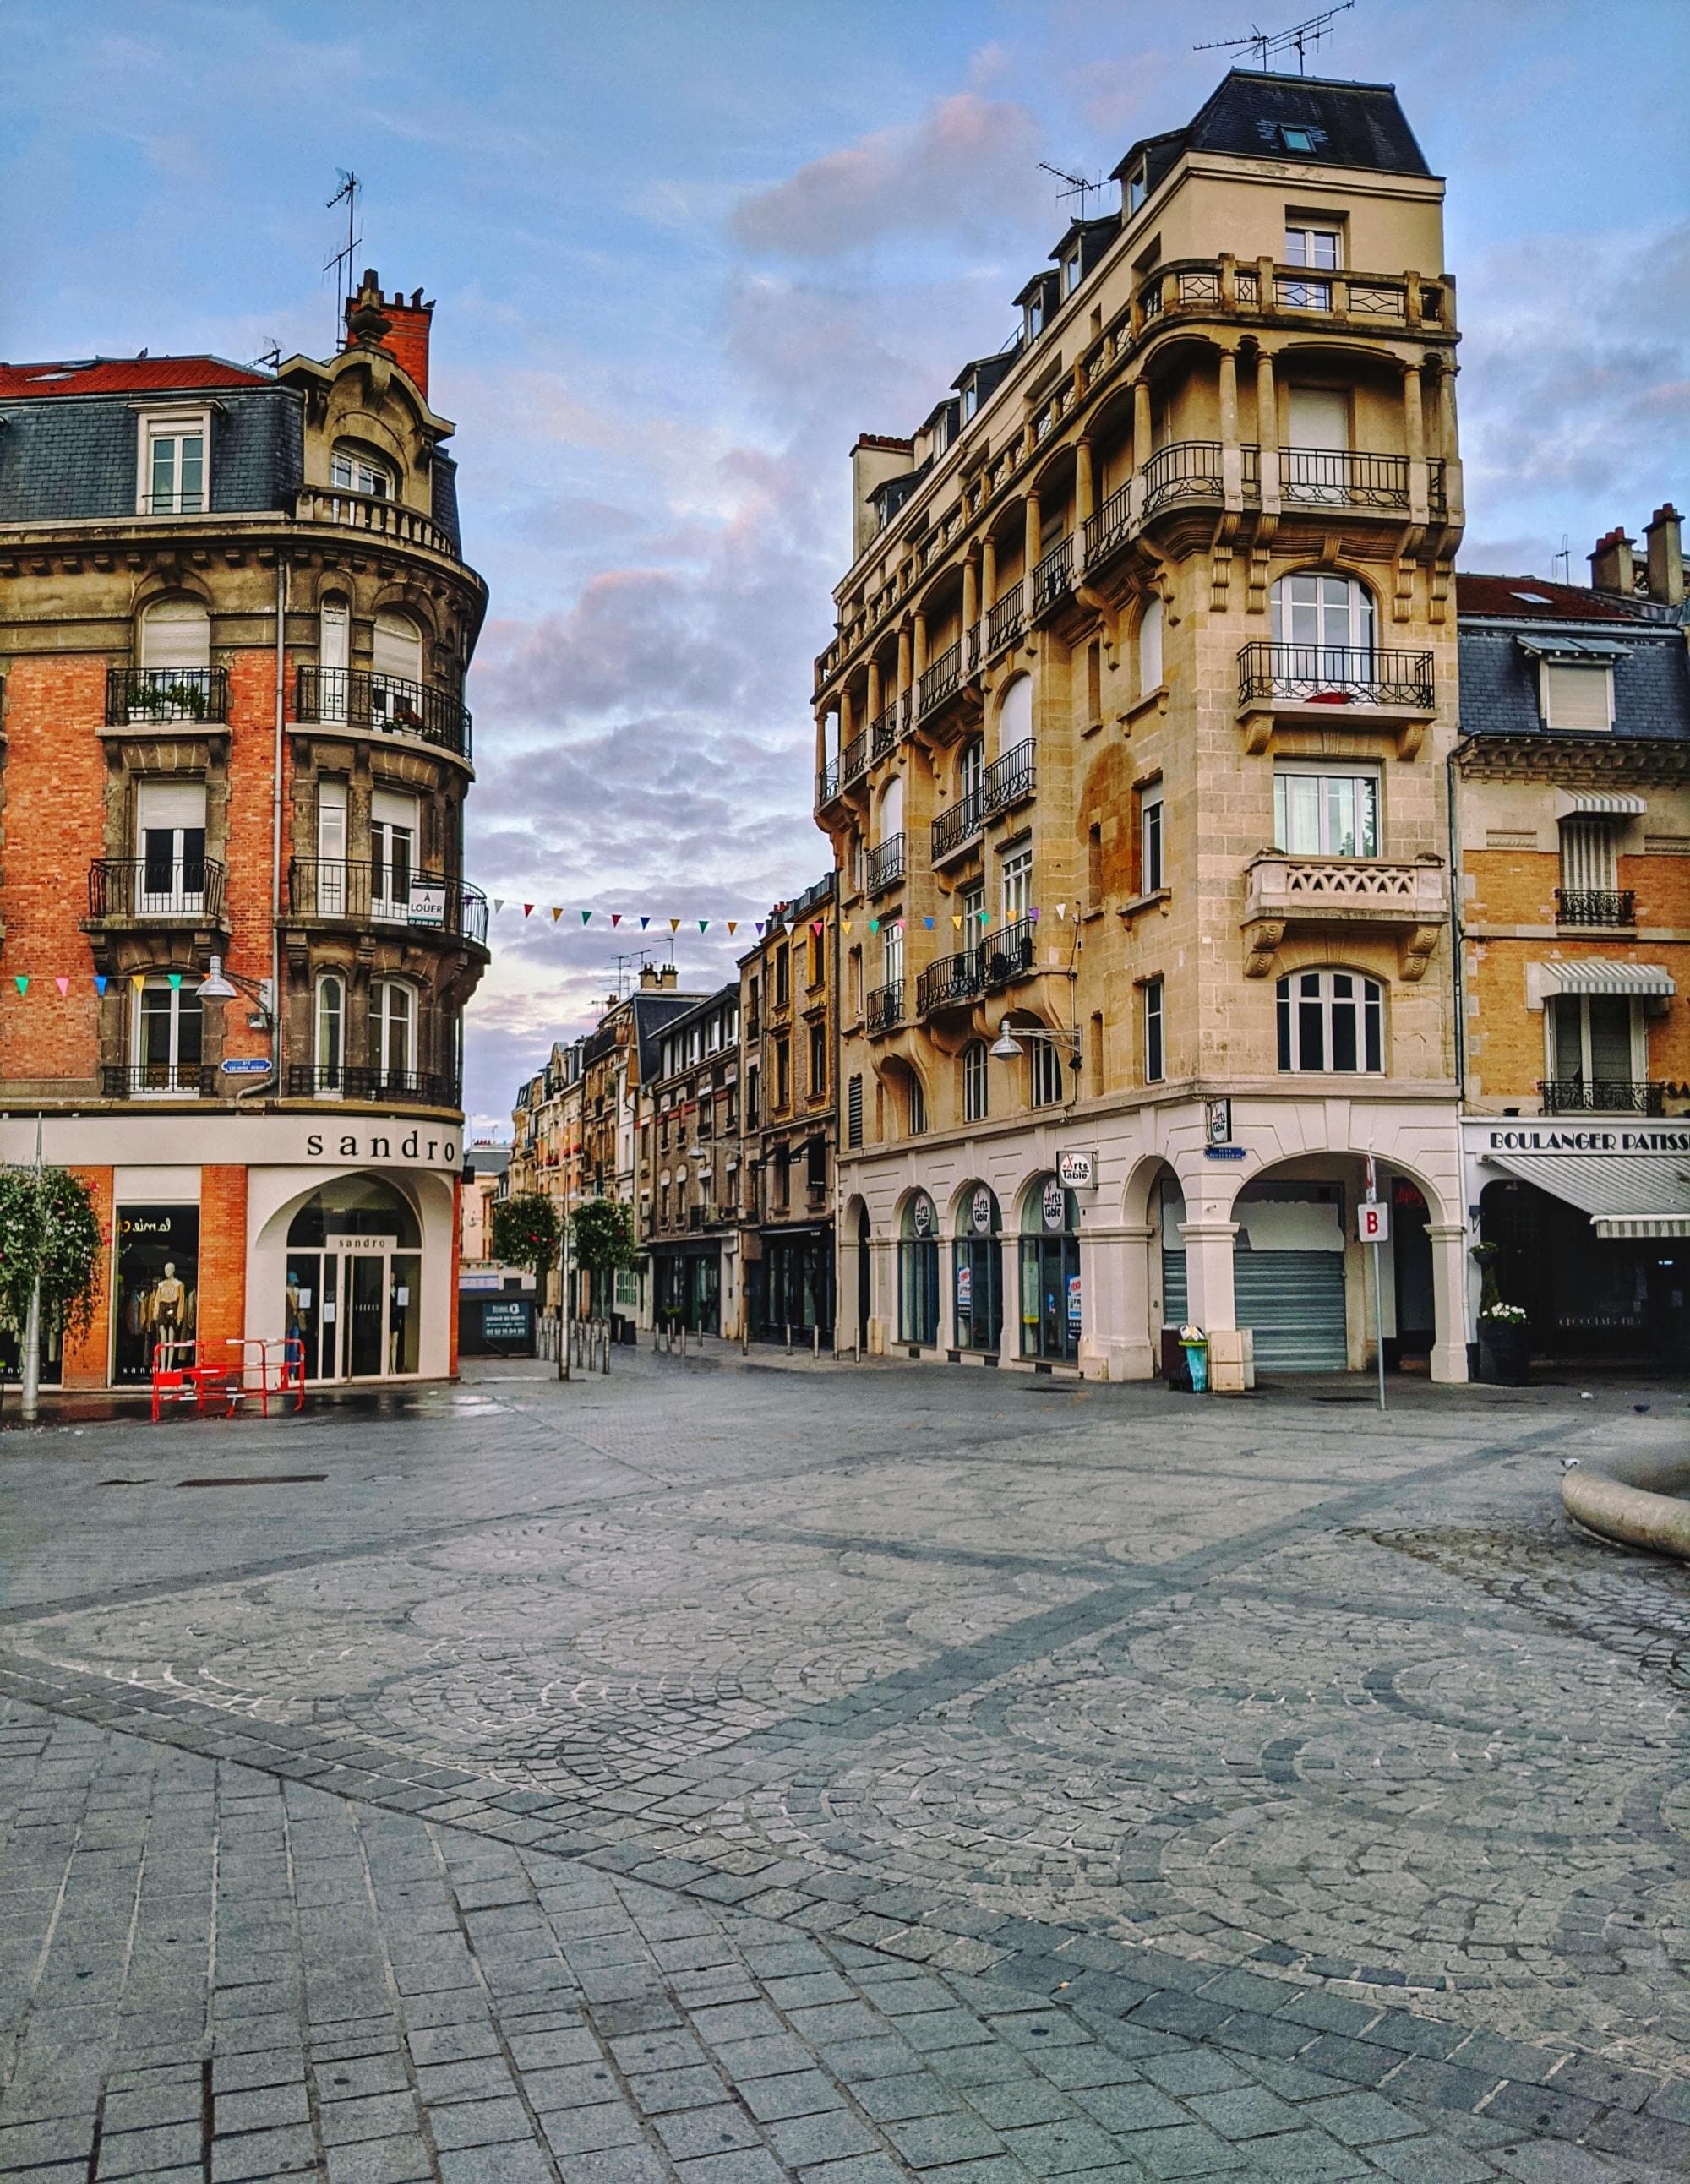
[323,2137,436,2184]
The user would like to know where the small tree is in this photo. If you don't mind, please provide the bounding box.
[0,1166,104,1418]
[491,1192,561,1289]
[571,1197,638,1313]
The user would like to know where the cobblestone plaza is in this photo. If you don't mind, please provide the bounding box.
[2,1355,1687,2182]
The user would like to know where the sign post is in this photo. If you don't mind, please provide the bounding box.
[1357,1193,1389,1413]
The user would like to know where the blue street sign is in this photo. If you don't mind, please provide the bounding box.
[220,1057,271,1076]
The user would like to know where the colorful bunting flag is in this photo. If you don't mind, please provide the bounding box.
[698,920,709,933]
[523,904,534,918]
[167,972,183,989]
[869,918,879,934]
[639,915,651,929]
[668,918,681,933]
[54,976,68,997]
[952,914,962,929]
[95,975,108,996]
[924,917,935,929]
[726,921,737,936]
[611,912,622,927]
[131,972,145,991]
[811,922,823,937]
[13,976,26,997]
[493,898,505,914]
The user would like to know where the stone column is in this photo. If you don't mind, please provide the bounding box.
[1427,1221,1471,1384]
[896,623,913,719]
[1218,345,1240,505]
[913,610,928,682]
[982,536,997,610]
[1180,1217,1240,1386]
[866,656,881,723]
[1075,437,1094,527]
[1404,362,1428,521]
[1132,379,1153,470]
[1256,351,1279,510]
[962,553,979,654]
[1023,490,1041,581]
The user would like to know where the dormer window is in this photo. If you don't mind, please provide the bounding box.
[137,410,209,516]
[962,382,979,423]
[1026,293,1045,340]
[1063,250,1082,296]
[1127,165,1148,213]
[330,445,393,498]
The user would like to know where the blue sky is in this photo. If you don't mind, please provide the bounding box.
[4,0,1687,1134]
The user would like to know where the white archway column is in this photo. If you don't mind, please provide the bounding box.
[1078,1222,1153,1382]
[1427,1221,1471,1383]
[1180,1215,1245,1390]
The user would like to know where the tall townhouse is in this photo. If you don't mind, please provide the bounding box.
[0,270,488,1388]
[738,873,838,1341]
[638,981,741,1334]
[814,70,1469,1385]
[1453,515,1690,1371]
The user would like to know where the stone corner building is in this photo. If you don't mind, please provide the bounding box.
[0,270,489,1387]
[812,69,1471,1384]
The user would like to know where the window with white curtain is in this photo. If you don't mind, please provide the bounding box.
[138,412,208,515]
[139,596,210,673]
[1138,594,1164,694]
[371,788,419,919]
[316,976,345,1088]
[371,611,424,725]
[1274,768,1379,858]
[368,981,415,1081]
[1001,847,1033,923]
[330,445,393,498]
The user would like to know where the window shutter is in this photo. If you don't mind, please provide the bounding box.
[1288,388,1349,449]
[140,598,210,671]
[1559,818,1618,892]
[373,611,423,682]
[1543,662,1611,731]
[847,1074,863,1148]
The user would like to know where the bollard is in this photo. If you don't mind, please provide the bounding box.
[812,1324,819,1359]
[785,1322,793,1353]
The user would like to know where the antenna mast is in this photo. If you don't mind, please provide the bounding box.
[1039,160,1104,221]
[1195,2,1354,73]
[324,170,363,344]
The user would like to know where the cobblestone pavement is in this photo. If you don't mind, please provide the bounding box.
[2,1353,1687,2181]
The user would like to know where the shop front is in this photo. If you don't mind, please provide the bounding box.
[0,1111,462,1391]
[755,1222,832,1341]
[651,1239,722,1334]
[1019,1177,1081,1364]
[1466,1118,1690,1368]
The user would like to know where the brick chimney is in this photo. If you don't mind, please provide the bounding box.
[1588,526,1636,597]
[342,269,435,399]
[639,964,679,990]
[1644,504,1685,607]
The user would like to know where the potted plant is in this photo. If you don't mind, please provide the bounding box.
[1478,1299,1531,1386]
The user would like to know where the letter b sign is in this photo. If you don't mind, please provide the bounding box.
[1357,1199,1390,1244]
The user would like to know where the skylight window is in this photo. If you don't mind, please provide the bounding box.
[1280,126,1317,152]
[1513,591,1551,605]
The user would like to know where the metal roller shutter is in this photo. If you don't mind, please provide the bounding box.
[1235,1250,1347,1372]
[1161,1249,1187,1326]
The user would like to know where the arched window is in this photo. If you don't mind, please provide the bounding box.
[962,1039,989,1122]
[368,980,416,1087]
[139,596,210,673]
[998,672,1033,757]
[878,772,904,841]
[131,975,203,1094]
[898,1191,940,1346]
[319,592,351,722]
[1270,570,1375,678]
[1276,969,1384,1073]
[330,443,394,498]
[316,975,345,1090]
[953,1184,1002,1353]
[1020,1178,1080,1361]
[1138,594,1164,694]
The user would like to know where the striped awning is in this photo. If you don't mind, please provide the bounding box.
[1484,1151,1690,1239]
[1530,961,1676,999]
[1554,790,1647,819]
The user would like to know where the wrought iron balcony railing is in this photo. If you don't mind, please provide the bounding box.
[916,951,983,1015]
[931,787,984,861]
[1539,1079,1665,1117]
[1281,447,1413,509]
[1555,889,1635,927]
[841,729,869,784]
[294,667,472,760]
[979,915,1037,989]
[917,638,965,716]
[1142,439,1227,515]
[865,982,904,1035]
[286,1065,462,1108]
[870,705,899,761]
[87,858,226,922]
[1032,538,1073,615]
[986,585,1025,656]
[816,758,840,804]
[864,833,905,896]
[1238,644,1435,711]
[983,738,1034,817]
[287,860,490,945]
[102,1064,215,1099]
[106,667,228,727]
[1084,482,1132,569]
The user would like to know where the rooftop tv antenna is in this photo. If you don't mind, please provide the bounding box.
[324,169,363,341]
[1195,2,1354,73]
[1039,161,1104,220]
[611,948,658,999]
[1553,533,1572,584]
[249,338,282,373]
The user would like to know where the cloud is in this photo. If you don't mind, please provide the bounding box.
[730,92,1047,260]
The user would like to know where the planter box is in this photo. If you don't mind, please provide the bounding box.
[1478,1321,1530,1386]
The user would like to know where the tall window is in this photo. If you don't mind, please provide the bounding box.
[847,1073,863,1148]
[1283,224,1340,308]
[1273,769,1378,858]
[961,879,985,943]
[1559,817,1620,901]
[908,1073,927,1136]
[371,611,424,727]
[139,413,207,515]
[774,1036,789,1108]
[958,738,984,811]
[368,981,415,1084]
[1030,1039,1063,1108]
[809,1021,826,1096]
[953,1185,1002,1353]
[1001,848,1033,924]
[1139,782,1164,893]
[1549,994,1637,1098]
[319,595,351,722]
[1143,978,1165,1083]
[316,975,345,1088]
[316,778,349,916]
[1541,662,1613,732]
[1020,1179,1080,1363]
[371,790,418,918]
[745,1066,760,1130]
[963,1040,989,1122]
[1276,970,1383,1073]
[899,1194,940,1346]
[775,946,789,1006]
[134,781,206,914]
[132,978,203,1092]
[1271,571,1374,661]
[1138,594,1164,694]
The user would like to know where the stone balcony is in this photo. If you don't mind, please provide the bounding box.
[1242,852,1447,979]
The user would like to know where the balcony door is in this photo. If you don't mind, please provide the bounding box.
[1550,994,1638,1104]
[319,595,350,723]
[371,610,423,727]
[135,781,206,916]
[1285,388,1349,504]
[133,978,203,1093]
[371,789,418,920]
[317,779,349,918]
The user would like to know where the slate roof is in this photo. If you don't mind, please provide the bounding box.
[0,356,271,399]
[1458,576,1690,742]
[1113,70,1432,188]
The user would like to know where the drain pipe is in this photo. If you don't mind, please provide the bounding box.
[271,558,288,1092]
[1446,738,1467,1097]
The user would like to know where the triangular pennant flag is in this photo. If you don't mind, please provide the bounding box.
[869,918,880,934]
[131,972,146,991]
[896,919,905,934]
[611,912,622,928]
[94,975,108,996]
[639,915,651,929]
[811,922,823,937]
[979,910,990,926]
[669,918,681,933]
[1055,902,1066,919]
[952,914,962,929]
[924,917,935,929]
[1029,907,1040,922]
[698,919,709,933]
[726,921,737,936]
[167,972,183,989]
[13,976,27,997]
[493,898,505,913]
[523,904,534,918]
[54,976,69,997]
[842,920,852,934]
[755,922,765,935]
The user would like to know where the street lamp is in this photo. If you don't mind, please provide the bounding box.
[989,1016,1082,1069]
[198,955,275,1031]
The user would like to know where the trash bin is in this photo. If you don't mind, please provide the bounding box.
[1179,1323,1209,1394]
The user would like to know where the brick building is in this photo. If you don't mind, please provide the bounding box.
[639,981,742,1334]
[0,270,488,1387]
[1453,520,1690,1368]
